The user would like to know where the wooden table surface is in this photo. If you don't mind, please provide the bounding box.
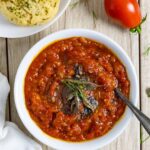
[0,0,150,149]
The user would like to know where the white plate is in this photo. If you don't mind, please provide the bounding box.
[0,0,71,38]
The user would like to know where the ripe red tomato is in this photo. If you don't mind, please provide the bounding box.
[104,0,142,28]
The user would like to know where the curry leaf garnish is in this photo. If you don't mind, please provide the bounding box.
[142,14,147,24]
[76,85,96,111]
[92,10,98,27]
[62,64,99,115]
[92,10,97,20]
[146,88,150,97]
[62,79,99,113]
[140,128,150,144]
[62,79,101,90]
[143,47,150,56]
[70,1,79,9]
[130,14,147,34]
[141,135,150,144]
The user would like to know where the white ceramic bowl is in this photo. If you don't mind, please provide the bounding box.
[0,0,71,38]
[14,29,138,150]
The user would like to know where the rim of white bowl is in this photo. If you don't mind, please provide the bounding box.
[0,0,71,38]
[14,29,139,150]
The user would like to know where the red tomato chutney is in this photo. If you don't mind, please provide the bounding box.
[24,37,130,142]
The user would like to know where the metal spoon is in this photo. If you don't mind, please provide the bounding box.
[115,88,150,135]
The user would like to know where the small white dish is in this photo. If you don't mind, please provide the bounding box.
[14,29,138,150]
[0,0,71,38]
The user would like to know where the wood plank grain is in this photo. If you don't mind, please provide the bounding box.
[140,0,150,149]
[7,0,140,150]
[0,38,10,120]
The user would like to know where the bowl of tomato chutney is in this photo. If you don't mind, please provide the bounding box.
[14,29,138,150]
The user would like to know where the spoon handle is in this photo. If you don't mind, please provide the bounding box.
[115,88,150,135]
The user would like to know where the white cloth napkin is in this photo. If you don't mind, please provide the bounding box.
[0,73,42,150]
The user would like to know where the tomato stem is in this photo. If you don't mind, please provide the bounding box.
[130,14,147,34]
